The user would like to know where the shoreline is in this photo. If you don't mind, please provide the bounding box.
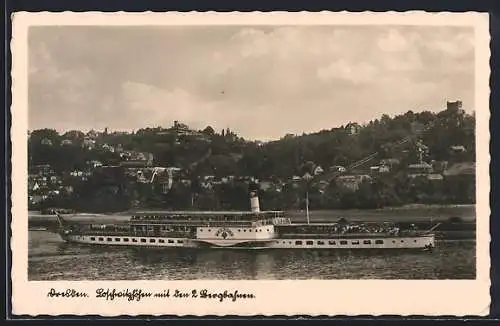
[374,204,475,211]
[29,203,476,216]
[28,204,476,233]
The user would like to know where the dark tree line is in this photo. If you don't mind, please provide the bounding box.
[30,105,475,212]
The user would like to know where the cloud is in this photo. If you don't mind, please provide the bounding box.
[377,28,411,52]
[120,81,220,128]
[317,60,379,84]
[28,38,101,128]
[28,25,475,139]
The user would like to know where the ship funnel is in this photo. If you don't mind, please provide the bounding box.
[250,191,260,213]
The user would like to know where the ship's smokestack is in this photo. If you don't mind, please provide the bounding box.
[249,180,260,212]
[250,191,260,213]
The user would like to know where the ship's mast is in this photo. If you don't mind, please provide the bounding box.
[306,190,310,225]
[303,173,312,225]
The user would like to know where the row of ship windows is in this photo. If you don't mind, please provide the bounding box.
[285,239,416,245]
[87,236,184,244]
[81,236,418,246]
[200,228,270,233]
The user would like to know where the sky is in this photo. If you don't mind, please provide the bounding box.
[28,25,475,141]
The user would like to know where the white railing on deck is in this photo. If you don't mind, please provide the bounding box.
[272,217,292,225]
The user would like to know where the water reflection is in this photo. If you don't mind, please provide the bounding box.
[28,231,476,280]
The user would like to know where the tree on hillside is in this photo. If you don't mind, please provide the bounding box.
[62,130,85,141]
[29,129,61,145]
[202,126,215,135]
[29,104,476,211]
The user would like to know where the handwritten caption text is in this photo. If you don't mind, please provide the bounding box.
[47,288,255,303]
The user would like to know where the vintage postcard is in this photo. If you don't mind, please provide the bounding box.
[10,11,490,316]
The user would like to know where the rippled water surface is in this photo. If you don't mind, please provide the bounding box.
[28,231,476,280]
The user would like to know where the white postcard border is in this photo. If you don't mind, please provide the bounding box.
[10,11,491,316]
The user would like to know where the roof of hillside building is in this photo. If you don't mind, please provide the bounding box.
[408,162,432,169]
[443,162,475,176]
[450,145,467,151]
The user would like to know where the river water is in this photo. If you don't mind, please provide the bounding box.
[28,231,476,280]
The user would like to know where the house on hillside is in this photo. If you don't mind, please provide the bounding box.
[345,122,361,135]
[407,162,434,178]
[290,175,302,188]
[313,165,324,175]
[447,100,463,112]
[450,145,467,153]
[180,179,192,186]
[172,121,195,136]
[136,170,149,183]
[449,145,468,162]
[203,175,215,182]
[155,174,173,194]
[379,165,390,173]
[411,121,426,133]
[48,189,60,197]
[31,164,54,177]
[87,160,103,169]
[431,160,448,173]
[259,180,274,191]
[380,158,400,167]
[336,174,371,191]
[302,172,313,180]
[120,151,154,167]
[30,181,40,193]
[318,180,330,193]
[41,138,53,146]
[33,177,48,189]
[82,137,96,150]
[427,174,444,181]
[443,162,475,176]
[28,177,36,192]
[101,143,116,152]
[61,139,73,146]
[70,170,86,180]
[370,165,390,173]
[49,175,61,184]
[329,165,347,173]
[29,194,47,205]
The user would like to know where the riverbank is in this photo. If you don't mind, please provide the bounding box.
[29,204,476,218]
[287,204,475,223]
[28,205,476,239]
[29,204,476,222]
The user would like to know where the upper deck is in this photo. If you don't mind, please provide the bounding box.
[130,210,287,224]
[132,210,284,216]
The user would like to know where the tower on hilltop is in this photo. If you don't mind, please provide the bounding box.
[446,100,463,112]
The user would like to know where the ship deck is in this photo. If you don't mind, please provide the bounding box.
[278,232,430,239]
[133,210,284,215]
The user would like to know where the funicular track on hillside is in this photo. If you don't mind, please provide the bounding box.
[313,117,445,183]
[149,148,212,191]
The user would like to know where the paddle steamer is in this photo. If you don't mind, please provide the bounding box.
[55,191,436,250]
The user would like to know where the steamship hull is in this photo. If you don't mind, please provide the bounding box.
[55,189,436,251]
[60,233,435,250]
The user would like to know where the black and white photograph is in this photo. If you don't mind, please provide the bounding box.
[11,11,490,316]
